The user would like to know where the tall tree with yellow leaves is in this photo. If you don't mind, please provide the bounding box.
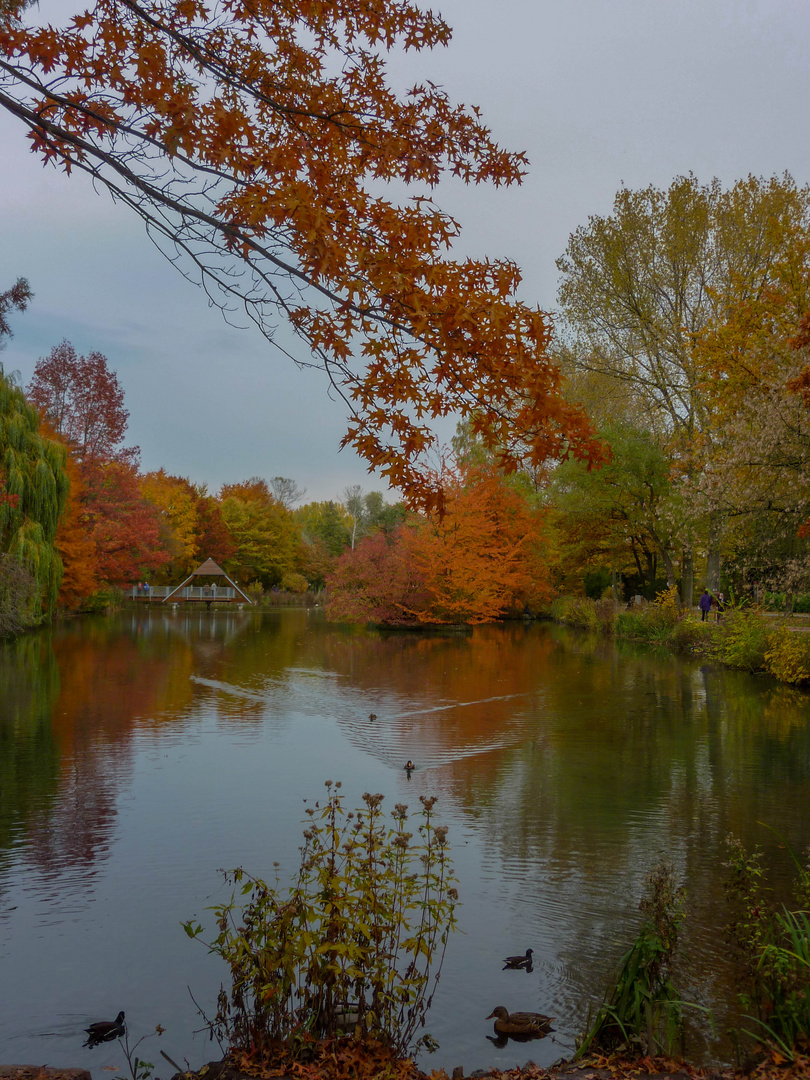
[557,173,810,597]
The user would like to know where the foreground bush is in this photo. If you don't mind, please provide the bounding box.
[184,784,456,1066]
[725,835,810,1060]
[577,863,692,1058]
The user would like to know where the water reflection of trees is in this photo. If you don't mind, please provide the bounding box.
[318,621,810,1058]
[0,610,260,875]
[3,609,810,1062]
[0,634,61,874]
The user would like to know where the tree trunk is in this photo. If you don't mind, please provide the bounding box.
[611,565,622,603]
[648,525,676,587]
[705,511,724,591]
[680,547,694,607]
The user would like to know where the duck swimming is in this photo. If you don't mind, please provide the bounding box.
[84,1011,126,1046]
[486,1006,554,1037]
[404,760,415,771]
[503,948,534,969]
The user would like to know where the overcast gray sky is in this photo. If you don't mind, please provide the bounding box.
[2,0,809,503]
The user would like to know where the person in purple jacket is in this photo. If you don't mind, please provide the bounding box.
[698,588,713,621]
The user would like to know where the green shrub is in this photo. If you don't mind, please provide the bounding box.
[551,595,601,630]
[584,566,612,599]
[577,863,696,1058]
[80,588,122,614]
[244,580,264,604]
[714,610,769,671]
[764,626,810,684]
[184,783,456,1066]
[616,611,646,638]
[669,616,714,655]
[280,572,309,594]
[724,835,810,1060]
[0,554,41,636]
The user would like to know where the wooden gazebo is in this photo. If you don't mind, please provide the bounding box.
[163,557,252,604]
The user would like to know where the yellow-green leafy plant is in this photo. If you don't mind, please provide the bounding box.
[715,609,769,672]
[184,783,457,1066]
[764,626,810,685]
[280,572,309,594]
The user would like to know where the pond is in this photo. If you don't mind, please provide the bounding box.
[2,607,810,1075]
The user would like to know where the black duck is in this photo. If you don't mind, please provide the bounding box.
[503,948,534,969]
[84,1011,126,1046]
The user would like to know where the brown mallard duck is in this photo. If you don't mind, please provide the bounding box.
[503,948,534,969]
[486,1006,554,1036]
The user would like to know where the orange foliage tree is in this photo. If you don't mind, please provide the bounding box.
[39,423,99,609]
[0,1,601,507]
[327,465,552,625]
[85,461,170,586]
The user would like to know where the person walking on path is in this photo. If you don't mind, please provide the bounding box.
[699,589,713,621]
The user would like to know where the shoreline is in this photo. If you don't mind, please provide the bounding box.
[1,1047,800,1080]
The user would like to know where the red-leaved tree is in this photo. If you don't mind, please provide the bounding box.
[27,340,138,467]
[86,462,169,586]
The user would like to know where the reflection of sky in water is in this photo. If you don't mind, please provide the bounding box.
[1,609,810,1073]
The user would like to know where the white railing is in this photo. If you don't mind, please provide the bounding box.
[128,586,239,601]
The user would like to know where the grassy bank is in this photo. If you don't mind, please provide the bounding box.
[549,591,810,686]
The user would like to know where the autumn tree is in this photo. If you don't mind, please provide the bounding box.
[86,462,169,586]
[141,469,201,577]
[26,340,163,594]
[691,286,810,593]
[195,491,236,567]
[327,464,552,625]
[556,173,810,598]
[0,0,601,507]
[141,470,238,580]
[51,441,99,608]
[27,341,138,466]
[324,529,424,626]
[220,479,301,587]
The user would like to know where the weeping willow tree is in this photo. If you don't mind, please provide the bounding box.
[0,369,69,617]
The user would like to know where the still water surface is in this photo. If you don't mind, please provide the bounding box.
[2,608,810,1073]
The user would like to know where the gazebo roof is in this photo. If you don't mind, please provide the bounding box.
[163,556,252,603]
[191,558,227,576]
